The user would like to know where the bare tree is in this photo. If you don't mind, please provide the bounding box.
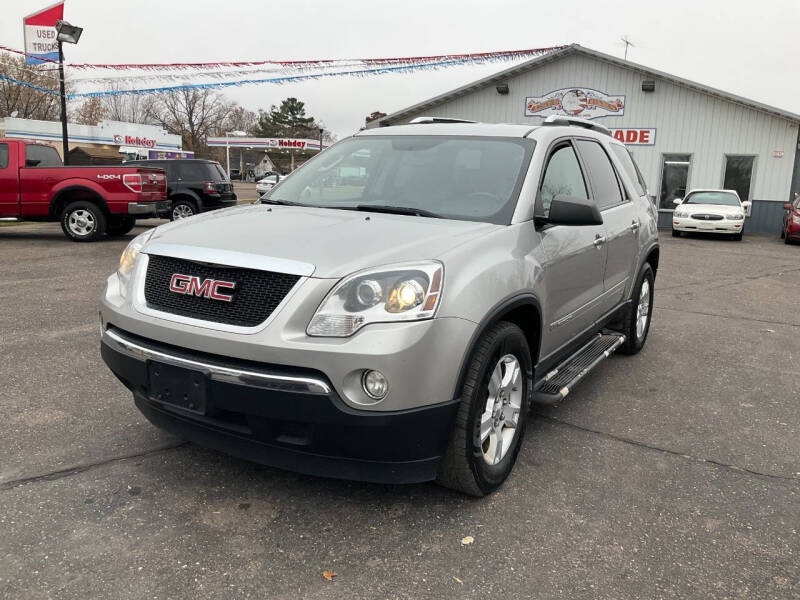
[0,54,62,120]
[100,86,156,124]
[224,104,258,135]
[148,88,233,152]
[74,97,107,125]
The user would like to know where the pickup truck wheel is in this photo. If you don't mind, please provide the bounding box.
[171,199,197,220]
[619,263,654,355]
[61,201,106,242]
[436,321,532,497]
[107,215,136,237]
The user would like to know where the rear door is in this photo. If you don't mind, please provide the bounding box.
[0,142,19,217]
[535,140,607,359]
[575,138,638,314]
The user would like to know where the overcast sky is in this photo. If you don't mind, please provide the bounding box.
[2,0,798,138]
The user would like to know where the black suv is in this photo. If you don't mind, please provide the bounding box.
[124,159,236,220]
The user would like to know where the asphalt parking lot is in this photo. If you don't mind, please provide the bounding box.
[1,224,798,599]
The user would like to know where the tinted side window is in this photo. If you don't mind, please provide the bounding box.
[539,144,589,217]
[575,140,624,210]
[0,144,8,169]
[177,162,208,181]
[25,145,62,167]
[610,144,646,196]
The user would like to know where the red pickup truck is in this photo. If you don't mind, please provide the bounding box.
[0,139,169,241]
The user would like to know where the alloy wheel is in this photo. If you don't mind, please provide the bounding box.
[636,279,651,340]
[68,209,96,237]
[480,354,523,465]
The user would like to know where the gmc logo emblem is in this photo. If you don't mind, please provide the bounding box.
[169,273,236,302]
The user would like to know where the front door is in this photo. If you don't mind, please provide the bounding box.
[0,142,19,217]
[535,141,607,359]
[574,139,638,312]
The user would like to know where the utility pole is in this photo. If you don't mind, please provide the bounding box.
[57,41,69,164]
[620,36,634,61]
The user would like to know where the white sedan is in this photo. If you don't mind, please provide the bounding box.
[671,189,750,241]
[256,174,280,195]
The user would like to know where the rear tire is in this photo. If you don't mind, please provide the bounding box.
[619,263,654,355]
[170,199,197,221]
[107,215,136,237]
[60,200,106,242]
[436,321,532,497]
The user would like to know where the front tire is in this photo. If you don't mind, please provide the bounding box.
[436,321,532,497]
[60,201,106,242]
[107,215,136,237]
[619,263,654,355]
[733,232,743,241]
[671,229,681,237]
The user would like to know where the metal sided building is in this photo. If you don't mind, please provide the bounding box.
[368,44,800,233]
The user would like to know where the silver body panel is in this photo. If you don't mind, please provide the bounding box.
[100,122,658,412]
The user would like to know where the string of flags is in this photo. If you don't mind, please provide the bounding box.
[0,44,564,99]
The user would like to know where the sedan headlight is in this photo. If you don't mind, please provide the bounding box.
[118,229,154,285]
[727,213,745,220]
[307,261,444,337]
[674,210,687,218]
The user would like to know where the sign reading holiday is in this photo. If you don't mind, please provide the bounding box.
[113,134,157,148]
[525,88,625,119]
[206,136,323,150]
[609,128,657,146]
[23,2,64,65]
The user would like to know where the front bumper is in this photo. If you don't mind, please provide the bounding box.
[129,200,171,215]
[101,326,460,483]
[672,216,743,233]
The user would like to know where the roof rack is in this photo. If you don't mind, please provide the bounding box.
[541,115,611,136]
[408,116,478,124]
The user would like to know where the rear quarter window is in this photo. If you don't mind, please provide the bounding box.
[177,162,210,181]
[25,144,61,167]
[610,144,647,196]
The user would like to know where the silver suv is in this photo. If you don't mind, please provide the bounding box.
[100,117,659,496]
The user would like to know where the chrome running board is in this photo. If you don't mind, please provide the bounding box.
[531,332,625,406]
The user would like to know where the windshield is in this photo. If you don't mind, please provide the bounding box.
[684,191,740,206]
[265,135,534,224]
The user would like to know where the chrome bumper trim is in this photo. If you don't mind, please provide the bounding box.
[103,327,331,395]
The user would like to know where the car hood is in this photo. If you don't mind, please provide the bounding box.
[146,204,500,278]
[679,203,744,215]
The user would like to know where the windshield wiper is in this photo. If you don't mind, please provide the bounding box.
[261,198,307,207]
[354,205,443,219]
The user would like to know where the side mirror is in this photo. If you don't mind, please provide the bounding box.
[741,201,752,209]
[538,195,603,226]
[672,198,683,205]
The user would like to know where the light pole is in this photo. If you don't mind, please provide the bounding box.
[55,20,83,165]
[319,128,324,153]
[225,130,246,178]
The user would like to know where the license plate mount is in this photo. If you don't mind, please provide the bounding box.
[148,362,208,414]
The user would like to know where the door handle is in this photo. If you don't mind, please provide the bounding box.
[630,220,640,232]
[593,235,606,248]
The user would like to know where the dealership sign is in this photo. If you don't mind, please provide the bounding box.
[525,88,625,119]
[23,2,64,65]
[609,128,656,146]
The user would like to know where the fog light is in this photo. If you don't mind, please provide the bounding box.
[362,369,388,400]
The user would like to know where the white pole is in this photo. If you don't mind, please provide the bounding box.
[225,133,230,178]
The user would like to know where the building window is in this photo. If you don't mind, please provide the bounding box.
[723,155,755,202]
[659,154,691,209]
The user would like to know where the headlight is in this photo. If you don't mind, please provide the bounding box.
[674,210,687,218]
[727,213,745,220]
[307,261,443,337]
[118,229,154,284]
